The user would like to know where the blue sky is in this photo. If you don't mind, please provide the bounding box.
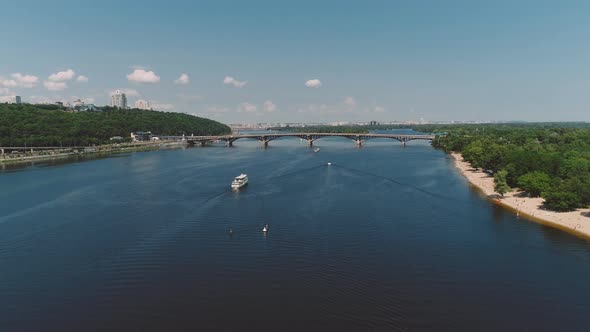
[1,0,590,123]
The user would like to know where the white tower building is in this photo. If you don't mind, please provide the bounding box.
[134,99,150,110]
[111,90,127,109]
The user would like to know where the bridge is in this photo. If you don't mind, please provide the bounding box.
[160,132,437,147]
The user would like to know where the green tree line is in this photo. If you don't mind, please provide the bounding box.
[423,123,590,212]
[0,103,231,147]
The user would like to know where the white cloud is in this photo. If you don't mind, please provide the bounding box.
[305,79,322,88]
[223,76,247,88]
[109,88,140,97]
[48,69,75,82]
[77,75,89,82]
[26,95,56,104]
[44,81,68,91]
[1,73,39,88]
[127,69,160,83]
[237,102,257,113]
[174,73,190,85]
[150,102,174,111]
[263,100,277,112]
[344,96,356,107]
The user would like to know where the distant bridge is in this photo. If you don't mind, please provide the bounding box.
[160,133,437,147]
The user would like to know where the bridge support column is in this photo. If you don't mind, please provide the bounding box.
[401,140,406,147]
[355,139,363,146]
[200,141,207,147]
[262,140,269,148]
[227,141,233,147]
[307,139,314,147]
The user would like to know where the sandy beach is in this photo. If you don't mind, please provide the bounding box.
[451,152,590,240]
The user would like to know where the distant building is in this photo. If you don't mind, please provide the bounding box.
[69,99,98,112]
[134,99,151,110]
[131,131,152,141]
[0,96,21,104]
[111,90,127,109]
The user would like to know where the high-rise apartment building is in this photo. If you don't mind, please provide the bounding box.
[111,90,127,109]
[134,99,150,110]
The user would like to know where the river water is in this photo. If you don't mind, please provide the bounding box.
[1,130,590,331]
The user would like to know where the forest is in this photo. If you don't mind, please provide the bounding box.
[0,103,231,146]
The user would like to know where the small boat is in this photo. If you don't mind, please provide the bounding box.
[262,224,268,233]
[327,162,332,166]
[313,148,320,153]
[231,174,248,189]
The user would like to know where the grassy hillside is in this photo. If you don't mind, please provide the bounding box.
[0,103,231,146]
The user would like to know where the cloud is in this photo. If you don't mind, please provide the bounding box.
[109,88,140,97]
[344,96,356,107]
[374,106,385,113]
[44,81,68,91]
[263,100,277,112]
[305,79,322,88]
[77,75,89,82]
[174,73,190,85]
[127,69,160,83]
[48,69,75,82]
[237,102,257,113]
[151,102,175,111]
[223,76,247,88]
[1,73,39,88]
[0,96,16,102]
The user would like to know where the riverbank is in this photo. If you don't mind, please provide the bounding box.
[451,152,590,240]
[0,141,187,165]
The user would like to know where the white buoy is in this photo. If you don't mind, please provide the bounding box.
[262,225,268,233]
[327,162,332,166]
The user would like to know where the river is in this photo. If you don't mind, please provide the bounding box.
[1,130,590,331]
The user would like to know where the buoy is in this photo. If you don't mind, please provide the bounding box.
[262,225,268,233]
[327,162,332,166]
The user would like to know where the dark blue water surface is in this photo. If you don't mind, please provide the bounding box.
[1,131,590,331]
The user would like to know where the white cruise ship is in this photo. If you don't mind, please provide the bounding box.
[231,174,248,189]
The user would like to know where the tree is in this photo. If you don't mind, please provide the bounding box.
[543,191,581,212]
[494,169,511,197]
[517,171,551,197]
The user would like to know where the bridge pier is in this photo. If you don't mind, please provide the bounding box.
[262,140,269,148]
[227,141,233,147]
[355,139,363,146]
[200,141,207,147]
[307,139,314,147]
[401,140,406,147]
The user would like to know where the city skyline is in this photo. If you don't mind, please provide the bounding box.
[2,1,590,123]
